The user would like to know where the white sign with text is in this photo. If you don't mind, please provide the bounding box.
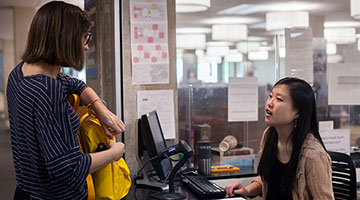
[320,129,350,155]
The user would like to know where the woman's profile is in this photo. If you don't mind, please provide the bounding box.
[225,77,334,199]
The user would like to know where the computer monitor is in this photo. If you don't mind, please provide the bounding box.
[139,110,172,182]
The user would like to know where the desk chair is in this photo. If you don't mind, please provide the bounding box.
[328,151,357,200]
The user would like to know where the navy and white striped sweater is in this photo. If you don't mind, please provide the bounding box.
[7,62,91,200]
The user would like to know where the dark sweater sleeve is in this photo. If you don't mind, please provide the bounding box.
[34,83,91,193]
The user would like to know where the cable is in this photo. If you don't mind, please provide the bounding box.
[136,156,158,179]
[135,152,185,183]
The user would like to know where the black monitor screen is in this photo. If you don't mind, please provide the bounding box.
[140,110,172,181]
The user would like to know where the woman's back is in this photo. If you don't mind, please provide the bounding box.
[7,62,91,199]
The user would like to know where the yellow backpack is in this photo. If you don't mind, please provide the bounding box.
[70,94,131,200]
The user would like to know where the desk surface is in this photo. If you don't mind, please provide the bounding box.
[126,181,247,200]
[128,179,360,200]
[126,172,257,200]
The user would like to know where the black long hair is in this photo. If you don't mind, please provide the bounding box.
[257,77,326,195]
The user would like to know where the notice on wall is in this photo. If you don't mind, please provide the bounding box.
[285,28,314,83]
[328,63,360,105]
[228,77,258,122]
[320,129,350,155]
[137,90,175,139]
[130,0,169,85]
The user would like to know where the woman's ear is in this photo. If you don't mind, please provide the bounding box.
[294,112,300,120]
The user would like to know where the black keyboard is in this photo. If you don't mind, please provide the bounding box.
[181,172,226,199]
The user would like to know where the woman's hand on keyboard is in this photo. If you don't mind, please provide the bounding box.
[225,181,249,197]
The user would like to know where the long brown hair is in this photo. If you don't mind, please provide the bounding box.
[22,1,90,70]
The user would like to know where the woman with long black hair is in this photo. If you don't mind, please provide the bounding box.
[225,77,334,199]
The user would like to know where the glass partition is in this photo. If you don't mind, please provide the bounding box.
[176,2,360,173]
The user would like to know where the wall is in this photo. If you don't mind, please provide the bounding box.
[0,7,35,122]
[121,0,178,174]
[14,7,35,64]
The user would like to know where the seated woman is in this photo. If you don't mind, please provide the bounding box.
[225,77,334,199]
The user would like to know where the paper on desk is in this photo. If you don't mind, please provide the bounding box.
[137,89,175,139]
[228,77,258,122]
[328,63,360,105]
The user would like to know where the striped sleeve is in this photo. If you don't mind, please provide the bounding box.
[57,73,88,96]
[34,82,91,193]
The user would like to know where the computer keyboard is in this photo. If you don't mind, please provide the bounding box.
[181,172,226,199]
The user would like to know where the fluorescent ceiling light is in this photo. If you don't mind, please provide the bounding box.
[266,11,309,31]
[225,53,243,62]
[218,2,322,15]
[260,41,269,46]
[198,56,222,64]
[195,49,205,57]
[247,36,269,41]
[324,28,356,44]
[326,43,336,55]
[265,30,285,36]
[327,55,343,63]
[248,51,269,61]
[176,0,210,13]
[226,49,244,62]
[176,34,206,49]
[206,41,234,47]
[176,27,211,34]
[212,24,247,41]
[259,46,274,51]
[206,46,229,56]
[201,17,261,25]
[37,0,84,10]
[324,21,360,28]
[351,0,360,19]
[236,42,260,53]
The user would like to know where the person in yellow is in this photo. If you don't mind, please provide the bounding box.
[225,77,334,199]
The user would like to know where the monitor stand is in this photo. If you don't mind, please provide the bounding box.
[135,172,169,191]
[135,152,169,191]
[150,148,192,200]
